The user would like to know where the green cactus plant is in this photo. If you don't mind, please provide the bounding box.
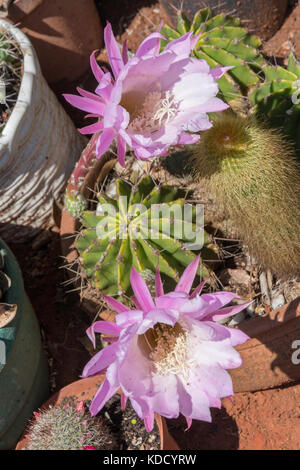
[188,111,300,277]
[24,397,116,450]
[250,53,300,154]
[0,31,22,134]
[161,8,264,103]
[76,176,217,296]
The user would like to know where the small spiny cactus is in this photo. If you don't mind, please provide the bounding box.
[24,397,116,450]
[76,176,216,296]
[161,8,264,103]
[189,111,300,277]
[0,31,22,134]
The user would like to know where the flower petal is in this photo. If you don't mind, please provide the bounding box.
[90,50,105,82]
[63,94,105,115]
[82,342,118,377]
[206,301,252,323]
[104,22,124,78]
[89,378,119,416]
[130,267,155,312]
[136,32,166,58]
[86,320,121,348]
[155,266,164,297]
[96,128,115,159]
[78,121,104,135]
[117,134,126,167]
[175,255,200,293]
[164,31,193,58]
[137,308,179,334]
[116,309,144,328]
[144,412,155,432]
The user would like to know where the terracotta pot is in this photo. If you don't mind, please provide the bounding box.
[60,145,300,394]
[230,298,300,392]
[1,0,103,84]
[15,374,179,450]
[159,0,288,41]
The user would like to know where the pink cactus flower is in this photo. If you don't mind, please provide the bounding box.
[83,445,96,450]
[63,23,229,166]
[82,257,250,431]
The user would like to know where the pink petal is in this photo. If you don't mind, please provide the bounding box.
[90,50,105,82]
[104,22,124,78]
[103,295,129,313]
[190,32,201,49]
[184,379,212,422]
[206,301,252,323]
[155,266,164,297]
[117,134,126,166]
[116,309,144,328]
[185,417,193,430]
[122,40,128,65]
[96,128,115,159]
[225,326,250,347]
[175,256,200,293]
[199,292,239,317]
[177,132,200,145]
[210,66,233,81]
[130,267,155,312]
[137,308,179,334]
[144,412,154,432]
[151,374,180,419]
[86,320,121,348]
[155,292,189,310]
[121,393,128,410]
[76,86,104,102]
[196,97,229,113]
[165,31,193,57]
[82,343,118,377]
[78,121,104,135]
[63,94,105,115]
[136,32,166,58]
[89,378,119,416]
[191,278,209,298]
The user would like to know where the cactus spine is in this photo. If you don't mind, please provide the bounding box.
[189,112,300,276]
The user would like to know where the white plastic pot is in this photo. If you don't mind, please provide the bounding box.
[0,19,86,242]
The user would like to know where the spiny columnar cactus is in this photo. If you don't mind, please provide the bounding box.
[76,176,216,296]
[161,8,264,103]
[24,397,116,450]
[250,53,300,153]
[189,111,300,276]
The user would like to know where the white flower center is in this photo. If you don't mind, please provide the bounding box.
[127,90,178,134]
[140,321,196,382]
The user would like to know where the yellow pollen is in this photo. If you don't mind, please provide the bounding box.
[139,322,193,381]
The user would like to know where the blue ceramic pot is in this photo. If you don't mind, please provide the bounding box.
[0,238,49,449]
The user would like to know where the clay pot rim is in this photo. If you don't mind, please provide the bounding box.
[15,374,179,451]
